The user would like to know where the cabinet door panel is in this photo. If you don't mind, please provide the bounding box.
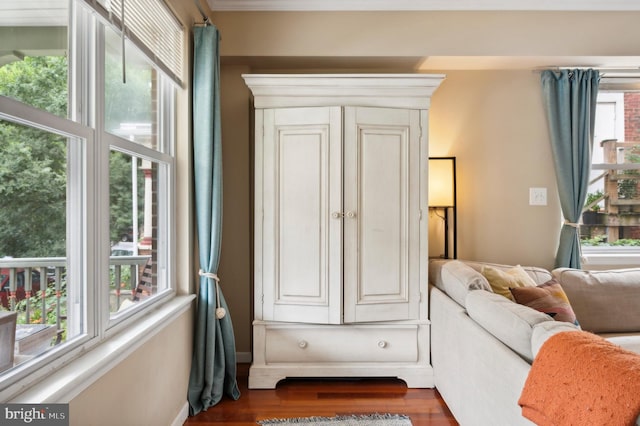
[279,131,323,299]
[262,107,343,324]
[344,107,421,323]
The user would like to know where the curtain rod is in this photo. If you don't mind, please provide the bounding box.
[555,66,638,71]
[194,0,211,26]
[533,67,640,76]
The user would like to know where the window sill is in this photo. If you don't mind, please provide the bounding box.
[8,294,195,403]
[581,246,640,268]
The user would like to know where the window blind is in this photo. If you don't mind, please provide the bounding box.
[84,0,185,85]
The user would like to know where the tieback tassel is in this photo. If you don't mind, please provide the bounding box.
[199,269,226,319]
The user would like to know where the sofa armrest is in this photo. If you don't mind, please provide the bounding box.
[530,321,581,358]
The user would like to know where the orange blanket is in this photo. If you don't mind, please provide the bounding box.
[519,331,640,426]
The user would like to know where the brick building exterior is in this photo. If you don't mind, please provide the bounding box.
[625,93,640,142]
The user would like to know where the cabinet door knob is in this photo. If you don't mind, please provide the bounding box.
[298,340,308,349]
[346,211,356,218]
[331,212,343,219]
[377,340,387,348]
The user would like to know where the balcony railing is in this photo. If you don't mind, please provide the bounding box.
[0,256,151,344]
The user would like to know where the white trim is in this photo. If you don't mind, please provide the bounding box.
[581,246,640,267]
[7,295,195,403]
[600,77,640,91]
[171,402,189,426]
[207,0,640,11]
[0,95,93,140]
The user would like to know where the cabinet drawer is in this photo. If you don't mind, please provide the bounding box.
[264,324,418,363]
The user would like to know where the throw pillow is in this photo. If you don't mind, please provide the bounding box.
[510,279,580,325]
[481,265,537,301]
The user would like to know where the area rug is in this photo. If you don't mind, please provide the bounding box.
[257,413,412,426]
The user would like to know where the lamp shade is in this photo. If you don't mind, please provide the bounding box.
[429,158,455,207]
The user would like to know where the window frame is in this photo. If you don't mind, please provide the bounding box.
[0,0,180,399]
[581,82,640,268]
[0,95,96,396]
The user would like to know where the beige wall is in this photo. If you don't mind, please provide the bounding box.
[219,65,253,354]
[211,10,640,354]
[69,310,193,426]
[429,70,560,267]
[212,11,640,59]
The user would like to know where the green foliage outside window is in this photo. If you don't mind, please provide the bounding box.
[0,55,151,256]
[15,281,67,340]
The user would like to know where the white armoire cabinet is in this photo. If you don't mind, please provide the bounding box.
[243,74,444,389]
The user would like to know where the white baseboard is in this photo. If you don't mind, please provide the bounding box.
[172,401,189,426]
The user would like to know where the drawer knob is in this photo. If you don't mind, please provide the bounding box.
[377,340,387,349]
[298,340,308,349]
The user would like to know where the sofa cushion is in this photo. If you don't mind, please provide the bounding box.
[510,279,579,325]
[481,265,537,301]
[435,260,493,307]
[466,290,553,362]
[552,268,640,333]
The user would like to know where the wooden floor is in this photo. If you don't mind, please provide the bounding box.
[184,364,459,426]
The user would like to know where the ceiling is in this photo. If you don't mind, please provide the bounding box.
[0,0,67,67]
[0,0,67,26]
[206,0,640,11]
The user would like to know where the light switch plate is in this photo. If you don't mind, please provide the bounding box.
[529,187,547,206]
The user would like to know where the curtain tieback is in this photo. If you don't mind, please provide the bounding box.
[563,221,587,264]
[199,269,226,319]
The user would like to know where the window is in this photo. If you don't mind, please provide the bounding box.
[582,89,640,265]
[104,25,174,316]
[0,0,181,397]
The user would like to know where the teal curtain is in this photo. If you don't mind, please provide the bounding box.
[541,69,600,268]
[187,25,240,415]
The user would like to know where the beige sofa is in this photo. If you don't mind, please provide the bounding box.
[429,259,640,426]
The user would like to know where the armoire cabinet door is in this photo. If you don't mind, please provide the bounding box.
[343,107,422,323]
[261,106,343,324]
